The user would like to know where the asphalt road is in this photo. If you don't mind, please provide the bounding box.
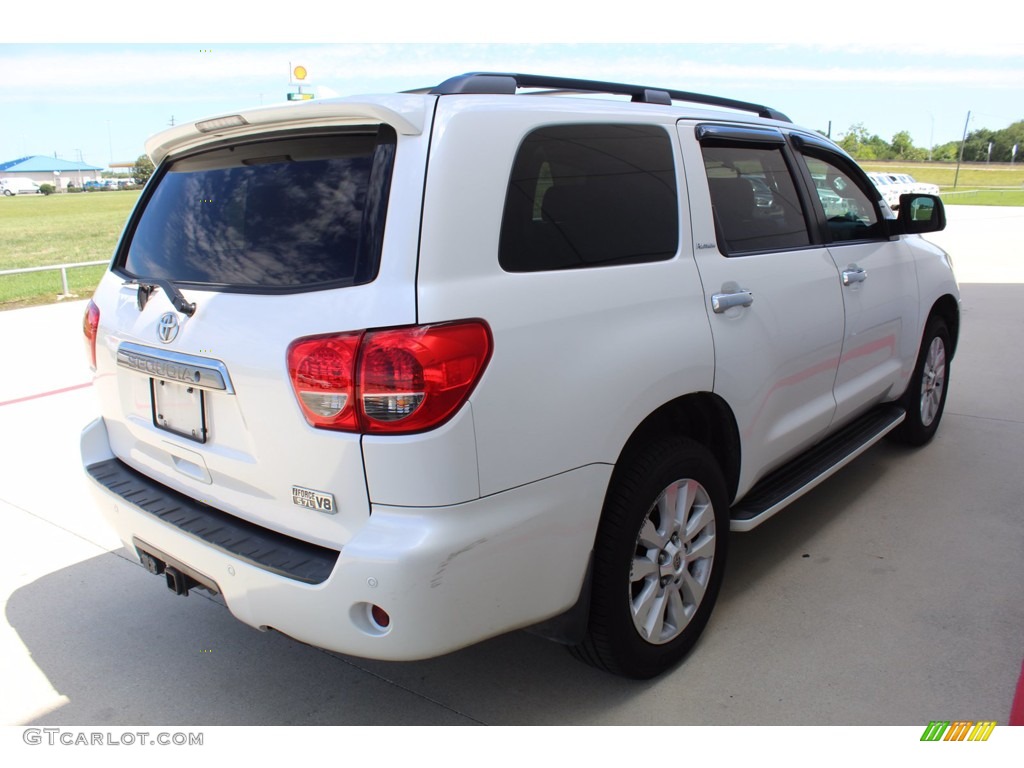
[1,206,1021,729]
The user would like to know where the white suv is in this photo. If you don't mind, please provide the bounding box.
[81,73,959,678]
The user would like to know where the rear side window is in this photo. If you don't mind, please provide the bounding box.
[499,124,678,272]
[120,128,396,291]
[701,143,810,255]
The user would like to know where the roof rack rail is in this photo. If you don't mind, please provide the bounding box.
[429,72,791,123]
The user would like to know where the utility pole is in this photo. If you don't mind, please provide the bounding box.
[953,110,971,190]
[928,114,934,162]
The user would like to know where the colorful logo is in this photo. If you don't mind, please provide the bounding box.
[920,721,996,741]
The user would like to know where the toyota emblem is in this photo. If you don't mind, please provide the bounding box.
[157,312,179,343]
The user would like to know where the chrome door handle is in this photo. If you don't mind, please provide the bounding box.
[842,267,867,286]
[711,290,754,313]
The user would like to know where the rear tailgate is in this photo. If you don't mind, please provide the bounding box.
[88,104,429,549]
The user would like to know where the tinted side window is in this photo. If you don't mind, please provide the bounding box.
[121,129,395,290]
[701,144,810,255]
[499,124,678,272]
[802,154,884,242]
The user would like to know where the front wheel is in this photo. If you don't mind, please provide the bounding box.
[570,437,729,678]
[893,316,950,446]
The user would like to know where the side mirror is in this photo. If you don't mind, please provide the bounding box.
[893,193,946,235]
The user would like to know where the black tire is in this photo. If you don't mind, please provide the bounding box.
[892,316,950,447]
[570,437,729,678]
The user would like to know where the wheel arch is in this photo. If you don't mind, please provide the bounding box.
[929,293,960,360]
[529,392,740,649]
[570,419,734,677]
[611,392,741,505]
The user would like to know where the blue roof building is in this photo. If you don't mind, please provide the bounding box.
[0,155,104,190]
[0,155,103,173]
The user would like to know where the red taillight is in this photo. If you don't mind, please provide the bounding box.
[83,299,100,370]
[287,321,492,435]
[287,332,363,431]
[360,323,492,433]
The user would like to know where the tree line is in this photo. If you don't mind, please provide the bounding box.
[833,120,1024,163]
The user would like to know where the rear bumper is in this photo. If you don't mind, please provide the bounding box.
[81,417,608,660]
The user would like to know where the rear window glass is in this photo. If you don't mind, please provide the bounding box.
[120,128,395,290]
[499,124,678,272]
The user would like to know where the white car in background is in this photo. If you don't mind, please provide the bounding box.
[868,172,940,210]
[866,171,905,210]
[0,178,41,196]
[899,174,940,195]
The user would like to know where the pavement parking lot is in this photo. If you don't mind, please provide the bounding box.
[1,206,1022,729]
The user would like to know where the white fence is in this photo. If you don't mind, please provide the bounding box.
[0,260,108,297]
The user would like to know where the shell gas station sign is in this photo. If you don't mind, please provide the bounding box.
[288,63,313,101]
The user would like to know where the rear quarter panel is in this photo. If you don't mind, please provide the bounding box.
[415,97,715,497]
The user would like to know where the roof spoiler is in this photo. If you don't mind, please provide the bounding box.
[145,95,429,165]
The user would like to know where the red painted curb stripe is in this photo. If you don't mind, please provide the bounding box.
[0,381,93,408]
[1010,658,1024,726]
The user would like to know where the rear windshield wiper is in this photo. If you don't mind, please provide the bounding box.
[125,277,197,317]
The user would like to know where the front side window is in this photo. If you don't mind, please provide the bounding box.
[120,128,396,290]
[802,154,883,242]
[701,143,810,255]
[499,124,678,272]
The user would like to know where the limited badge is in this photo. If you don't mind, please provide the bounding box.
[291,485,337,514]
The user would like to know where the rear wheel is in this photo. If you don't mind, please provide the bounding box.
[571,437,729,678]
[893,315,950,446]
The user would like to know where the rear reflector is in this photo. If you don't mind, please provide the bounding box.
[287,321,492,435]
[370,604,391,629]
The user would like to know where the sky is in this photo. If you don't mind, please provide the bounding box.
[3,4,1023,170]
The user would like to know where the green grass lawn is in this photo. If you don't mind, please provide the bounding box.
[0,190,139,308]
[0,264,109,308]
[940,189,1024,206]
[859,161,1024,207]
[859,161,1024,190]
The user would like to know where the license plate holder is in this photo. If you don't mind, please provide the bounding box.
[151,378,208,443]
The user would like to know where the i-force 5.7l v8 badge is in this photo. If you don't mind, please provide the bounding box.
[291,485,337,514]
